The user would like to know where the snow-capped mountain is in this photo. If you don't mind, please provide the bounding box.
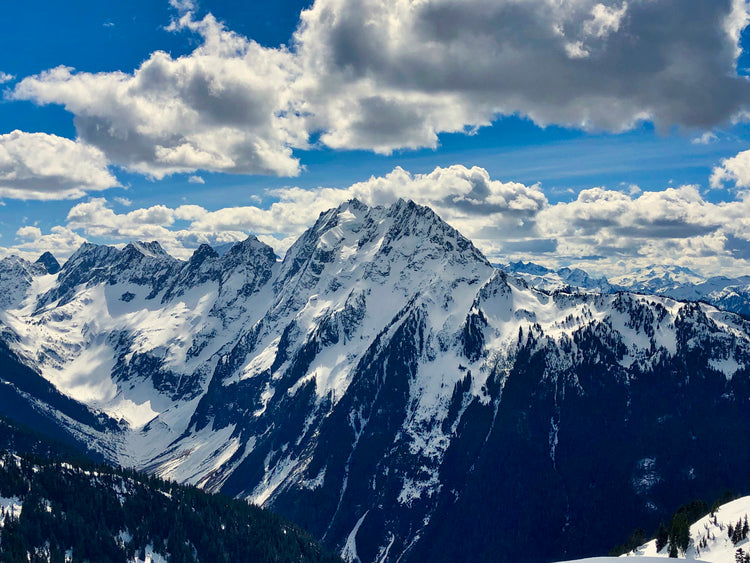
[0,253,58,310]
[504,262,750,318]
[610,266,750,317]
[503,261,616,293]
[2,200,750,562]
[609,265,708,293]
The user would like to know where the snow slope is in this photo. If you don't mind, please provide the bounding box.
[623,497,750,562]
[558,558,706,562]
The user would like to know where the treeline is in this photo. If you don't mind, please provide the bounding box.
[652,498,715,557]
[0,414,94,464]
[0,451,342,563]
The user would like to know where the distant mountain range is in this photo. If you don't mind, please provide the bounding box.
[503,261,750,317]
[1,200,750,562]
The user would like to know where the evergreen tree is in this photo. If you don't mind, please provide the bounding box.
[656,521,669,552]
[668,513,690,556]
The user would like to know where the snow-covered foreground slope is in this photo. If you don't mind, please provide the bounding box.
[2,200,750,562]
[557,558,706,562]
[558,496,750,563]
[622,497,750,562]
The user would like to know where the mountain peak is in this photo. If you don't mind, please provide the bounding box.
[507,261,552,276]
[0,255,51,309]
[224,235,273,257]
[219,236,277,274]
[337,197,367,212]
[63,242,120,273]
[274,198,491,303]
[125,241,170,259]
[116,241,180,275]
[384,198,434,225]
[189,243,220,265]
[610,264,706,290]
[501,261,614,293]
[34,251,60,274]
[390,196,416,211]
[211,236,273,259]
[159,236,277,306]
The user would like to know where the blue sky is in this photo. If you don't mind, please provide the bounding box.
[2,0,750,277]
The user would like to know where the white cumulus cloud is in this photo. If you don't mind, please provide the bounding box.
[3,226,87,261]
[711,148,750,189]
[12,14,306,179]
[7,0,750,177]
[16,226,42,240]
[0,130,119,200]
